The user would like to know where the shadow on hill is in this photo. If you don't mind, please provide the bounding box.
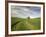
[11,21,21,27]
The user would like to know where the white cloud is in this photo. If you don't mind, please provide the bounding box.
[11,6,41,18]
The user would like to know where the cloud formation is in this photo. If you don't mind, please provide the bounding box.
[11,6,41,18]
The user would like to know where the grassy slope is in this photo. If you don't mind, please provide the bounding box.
[11,17,41,31]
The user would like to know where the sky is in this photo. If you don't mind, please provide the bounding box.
[11,6,41,18]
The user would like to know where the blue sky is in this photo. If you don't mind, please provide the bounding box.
[11,6,41,18]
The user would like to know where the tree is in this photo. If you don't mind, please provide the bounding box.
[28,16,30,19]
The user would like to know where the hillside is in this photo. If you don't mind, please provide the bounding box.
[11,17,41,31]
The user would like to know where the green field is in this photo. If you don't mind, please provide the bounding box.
[11,17,41,31]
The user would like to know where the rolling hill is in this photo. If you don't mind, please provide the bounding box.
[11,17,41,31]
